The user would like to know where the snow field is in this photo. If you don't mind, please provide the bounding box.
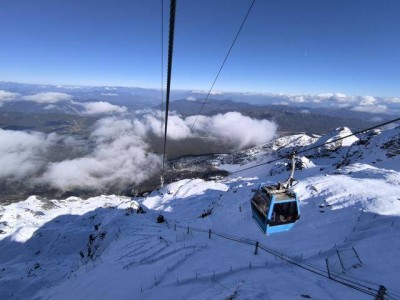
[0,126,399,299]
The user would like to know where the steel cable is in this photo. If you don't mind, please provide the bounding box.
[230,117,400,175]
[186,0,257,137]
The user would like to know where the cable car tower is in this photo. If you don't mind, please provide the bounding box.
[251,152,300,234]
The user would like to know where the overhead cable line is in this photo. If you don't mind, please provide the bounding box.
[231,117,400,175]
[295,117,400,156]
[161,0,177,186]
[160,0,165,138]
[160,0,165,185]
[187,0,257,137]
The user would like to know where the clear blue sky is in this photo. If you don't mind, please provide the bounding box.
[0,0,399,97]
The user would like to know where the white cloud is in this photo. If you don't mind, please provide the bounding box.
[187,112,277,149]
[167,115,193,139]
[352,104,388,113]
[44,104,57,110]
[186,96,196,101]
[0,90,20,101]
[0,129,49,178]
[359,96,377,106]
[0,119,161,191]
[101,93,119,96]
[56,85,82,90]
[317,92,348,100]
[273,101,289,106]
[0,130,79,179]
[70,101,127,115]
[191,90,224,95]
[291,96,306,103]
[79,101,127,115]
[263,92,398,114]
[91,110,278,150]
[0,111,277,191]
[130,111,191,140]
[39,117,160,190]
[90,117,136,142]
[384,97,400,104]
[137,110,278,149]
[21,92,73,104]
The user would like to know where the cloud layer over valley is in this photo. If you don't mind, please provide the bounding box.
[0,110,277,193]
[1,84,400,116]
[0,90,127,115]
[21,92,74,104]
[184,91,400,115]
[1,83,396,197]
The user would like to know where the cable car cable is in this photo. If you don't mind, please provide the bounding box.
[230,117,400,175]
[161,0,177,183]
[160,0,165,186]
[295,116,400,156]
[160,0,164,139]
[186,0,256,137]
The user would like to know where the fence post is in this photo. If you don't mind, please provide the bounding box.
[326,258,331,278]
[174,224,176,231]
[336,249,345,270]
[209,229,211,239]
[254,241,259,255]
[187,226,189,234]
[352,247,363,264]
[375,285,387,300]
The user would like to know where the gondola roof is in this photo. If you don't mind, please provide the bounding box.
[261,185,296,201]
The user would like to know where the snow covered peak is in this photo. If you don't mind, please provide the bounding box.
[307,126,359,153]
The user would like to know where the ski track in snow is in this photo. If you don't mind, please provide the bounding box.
[0,127,400,299]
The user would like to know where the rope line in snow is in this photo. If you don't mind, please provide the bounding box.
[171,223,398,299]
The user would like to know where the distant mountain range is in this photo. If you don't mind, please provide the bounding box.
[0,81,395,137]
[155,99,388,135]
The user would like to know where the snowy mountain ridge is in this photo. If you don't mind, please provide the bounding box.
[0,126,400,299]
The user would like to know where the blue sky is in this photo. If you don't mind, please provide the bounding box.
[0,0,399,97]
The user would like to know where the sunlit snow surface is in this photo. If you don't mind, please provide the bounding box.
[0,127,400,299]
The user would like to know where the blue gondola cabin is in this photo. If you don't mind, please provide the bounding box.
[251,184,300,234]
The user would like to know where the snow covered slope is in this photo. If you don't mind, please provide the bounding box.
[0,126,399,299]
